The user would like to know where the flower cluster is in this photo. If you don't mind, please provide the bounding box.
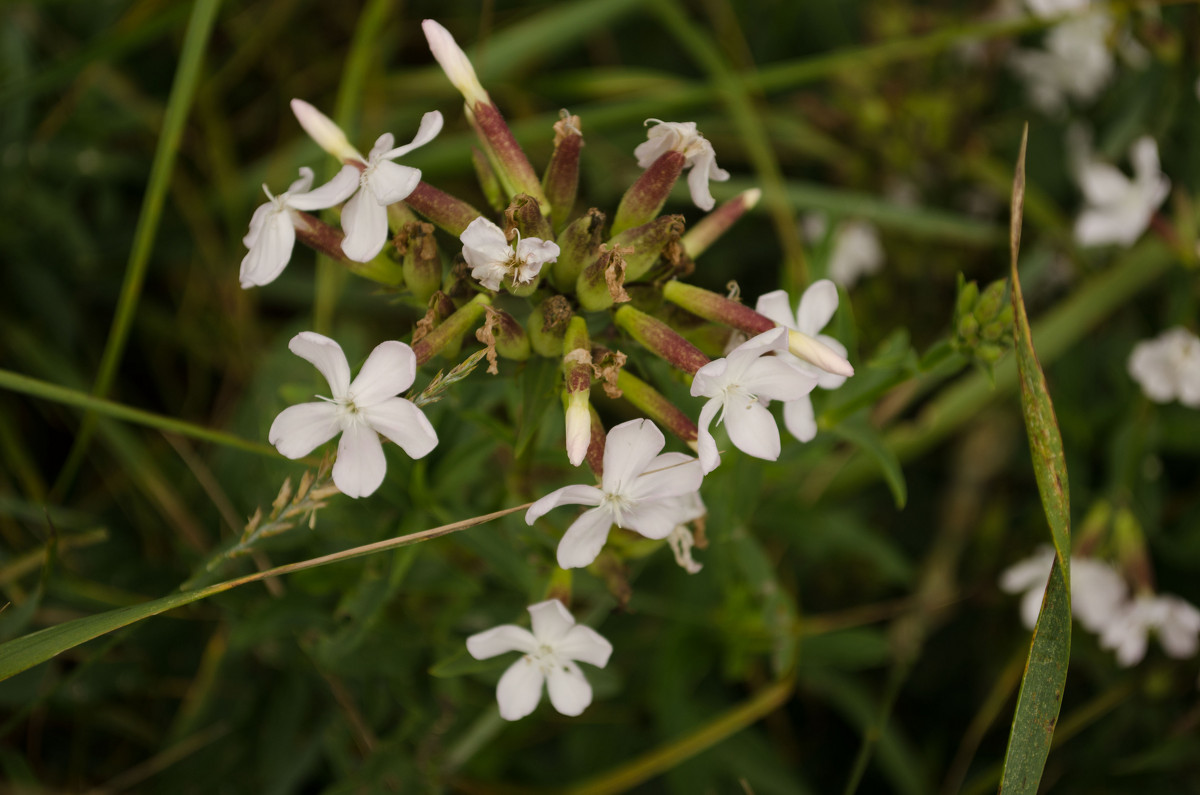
[249,19,860,722]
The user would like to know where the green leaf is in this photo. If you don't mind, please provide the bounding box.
[515,357,560,458]
[828,421,907,509]
[999,125,1072,795]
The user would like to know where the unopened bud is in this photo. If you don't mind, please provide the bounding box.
[608,214,685,282]
[562,316,593,467]
[544,112,584,233]
[552,209,604,292]
[421,20,490,107]
[614,305,710,375]
[472,147,505,212]
[611,150,685,236]
[505,193,553,242]
[290,99,363,163]
[397,222,442,302]
[528,295,573,357]
[491,309,531,361]
[563,390,591,467]
[682,188,761,259]
[786,329,855,378]
[405,182,485,237]
[412,294,491,365]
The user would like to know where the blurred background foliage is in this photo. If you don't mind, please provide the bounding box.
[1,0,1200,792]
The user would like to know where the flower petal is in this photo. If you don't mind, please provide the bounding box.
[368,132,395,162]
[528,599,575,643]
[753,290,796,330]
[796,279,839,336]
[515,237,560,267]
[361,398,438,459]
[268,402,340,459]
[546,660,593,717]
[240,209,295,289]
[621,498,694,540]
[495,658,545,721]
[696,398,722,474]
[690,356,729,399]
[556,625,613,668]
[340,188,389,262]
[814,335,849,390]
[460,216,512,265]
[286,166,316,194]
[287,165,360,211]
[743,356,818,403]
[556,507,615,569]
[783,395,817,443]
[526,484,604,524]
[600,418,665,495]
[629,452,703,502]
[724,400,781,462]
[290,99,363,162]
[466,625,537,659]
[242,200,274,249]
[686,159,716,211]
[332,423,387,498]
[288,331,351,396]
[382,110,444,159]
[367,159,422,206]
[350,340,417,406]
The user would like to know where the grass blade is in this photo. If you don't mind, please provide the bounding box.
[998,124,1071,795]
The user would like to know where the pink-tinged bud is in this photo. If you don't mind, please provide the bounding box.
[293,211,402,286]
[608,214,685,282]
[396,221,442,302]
[682,188,761,259]
[290,99,363,163]
[421,20,489,107]
[472,147,505,212]
[562,316,592,467]
[468,102,548,212]
[543,112,584,233]
[785,329,854,377]
[614,305,710,375]
[611,150,685,236]
[404,182,484,237]
[505,193,553,242]
[585,406,606,478]
[576,244,632,312]
[412,293,491,365]
[551,208,604,292]
[615,369,699,445]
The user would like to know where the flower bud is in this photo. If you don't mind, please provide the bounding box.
[614,305,710,375]
[412,294,491,365]
[615,369,699,445]
[472,147,505,212]
[576,245,631,312]
[528,295,573,357]
[421,20,489,107]
[290,99,363,163]
[397,221,442,302]
[544,112,584,233]
[505,193,553,242]
[491,309,531,361]
[608,214,685,282]
[611,150,685,236]
[551,208,605,292]
[585,406,606,477]
[785,329,856,378]
[562,316,592,467]
[405,182,485,237]
[682,188,761,259]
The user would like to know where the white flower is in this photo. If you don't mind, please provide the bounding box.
[268,332,438,498]
[459,216,559,291]
[999,546,1128,632]
[664,492,707,574]
[290,99,444,263]
[240,166,360,289]
[827,220,884,288]
[755,280,849,443]
[1009,14,1114,114]
[466,599,612,721]
[1127,327,1200,407]
[690,328,819,474]
[526,419,704,569]
[1025,0,1091,17]
[421,19,489,107]
[1072,135,1170,247]
[634,119,730,212]
[1101,594,1200,666]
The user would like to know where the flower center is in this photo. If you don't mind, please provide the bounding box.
[524,643,562,674]
[716,383,756,427]
[599,491,632,525]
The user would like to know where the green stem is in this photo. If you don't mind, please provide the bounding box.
[53,0,222,498]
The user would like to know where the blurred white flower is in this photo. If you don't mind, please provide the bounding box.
[634,120,729,211]
[1101,594,1200,667]
[1127,327,1200,408]
[240,166,360,288]
[755,280,849,443]
[291,99,444,263]
[827,220,884,288]
[466,599,612,721]
[526,419,704,569]
[1072,135,1170,247]
[691,328,818,473]
[1025,0,1091,17]
[269,332,438,498]
[1009,14,1114,114]
[999,547,1128,632]
[459,216,559,291]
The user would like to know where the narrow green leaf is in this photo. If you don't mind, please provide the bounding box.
[999,124,1072,795]
[829,422,907,509]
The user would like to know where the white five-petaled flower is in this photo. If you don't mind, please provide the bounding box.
[999,546,1128,632]
[1127,327,1200,408]
[634,119,729,212]
[690,327,818,474]
[755,281,849,443]
[268,332,438,499]
[1009,13,1114,115]
[1100,594,1200,667]
[459,216,560,291]
[827,220,885,288]
[526,419,704,569]
[466,599,613,721]
[240,166,361,289]
[290,99,444,263]
[1071,133,1170,248]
